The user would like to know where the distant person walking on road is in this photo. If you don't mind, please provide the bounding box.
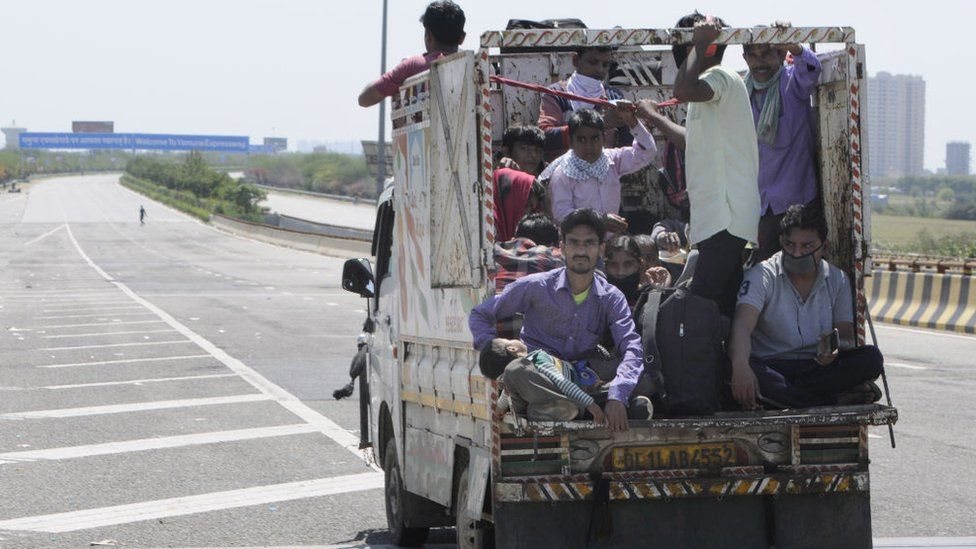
[139,205,147,225]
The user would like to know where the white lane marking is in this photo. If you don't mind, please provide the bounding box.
[876,323,976,342]
[0,394,271,420]
[886,362,929,370]
[39,311,155,320]
[63,223,377,470]
[874,537,976,547]
[43,328,177,339]
[37,354,212,369]
[3,297,129,304]
[0,471,384,533]
[22,224,66,247]
[41,305,145,314]
[868,433,882,439]
[0,424,320,463]
[39,319,166,329]
[40,340,192,351]
[43,373,238,390]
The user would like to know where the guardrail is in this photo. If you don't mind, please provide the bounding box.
[211,214,371,258]
[254,184,372,205]
[873,253,976,276]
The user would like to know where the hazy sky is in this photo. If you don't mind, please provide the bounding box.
[0,1,966,171]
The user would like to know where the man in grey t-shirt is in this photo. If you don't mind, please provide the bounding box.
[727,204,883,409]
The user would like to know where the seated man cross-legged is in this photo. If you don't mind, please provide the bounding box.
[469,208,647,430]
[728,203,883,409]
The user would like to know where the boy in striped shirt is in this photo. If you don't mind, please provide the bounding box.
[479,338,606,423]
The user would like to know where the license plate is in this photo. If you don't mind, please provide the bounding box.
[611,443,736,471]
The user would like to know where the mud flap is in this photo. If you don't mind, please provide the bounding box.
[464,447,491,520]
[586,472,612,543]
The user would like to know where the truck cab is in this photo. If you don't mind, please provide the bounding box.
[342,25,897,548]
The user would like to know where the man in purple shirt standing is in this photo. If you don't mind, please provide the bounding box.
[742,28,823,261]
[469,208,644,431]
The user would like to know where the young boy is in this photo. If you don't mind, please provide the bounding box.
[671,12,760,317]
[542,106,658,234]
[358,1,466,107]
[537,46,633,162]
[479,337,606,423]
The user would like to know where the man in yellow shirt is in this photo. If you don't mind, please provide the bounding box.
[672,12,760,317]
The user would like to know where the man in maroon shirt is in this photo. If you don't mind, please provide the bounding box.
[358,1,466,107]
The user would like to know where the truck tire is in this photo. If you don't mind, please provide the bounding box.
[384,438,429,547]
[455,465,495,549]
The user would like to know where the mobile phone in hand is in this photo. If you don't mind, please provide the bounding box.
[820,328,840,354]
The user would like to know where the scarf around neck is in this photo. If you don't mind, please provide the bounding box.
[745,65,784,146]
[563,150,610,181]
[565,72,606,111]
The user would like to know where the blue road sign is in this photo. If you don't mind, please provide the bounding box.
[18,133,250,153]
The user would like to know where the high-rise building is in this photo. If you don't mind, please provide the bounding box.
[867,72,926,178]
[1,125,26,150]
[946,141,971,176]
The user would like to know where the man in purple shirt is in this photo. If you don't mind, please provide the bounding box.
[469,208,643,431]
[357,1,466,107]
[742,29,823,261]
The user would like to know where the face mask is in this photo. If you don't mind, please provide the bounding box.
[607,271,641,301]
[781,246,821,275]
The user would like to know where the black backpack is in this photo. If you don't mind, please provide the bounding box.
[633,288,729,416]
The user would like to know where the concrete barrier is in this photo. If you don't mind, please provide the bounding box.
[867,271,976,334]
[211,214,372,259]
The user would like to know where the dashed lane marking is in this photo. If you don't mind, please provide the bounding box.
[40,339,193,351]
[21,224,66,247]
[0,424,320,463]
[42,328,177,339]
[886,362,930,370]
[0,471,383,533]
[38,319,167,329]
[42,373,238,390]
[41,305,146,314]
[39,311,156,320]
[0,394,270,420]
[37,354,212,369]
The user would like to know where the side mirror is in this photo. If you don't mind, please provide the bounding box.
[342,258,375,298]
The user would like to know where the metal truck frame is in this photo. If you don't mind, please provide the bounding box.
[341,25,898,549]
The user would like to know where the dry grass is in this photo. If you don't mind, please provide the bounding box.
[871,213,976,249]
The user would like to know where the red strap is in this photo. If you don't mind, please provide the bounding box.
[489,75,681,109]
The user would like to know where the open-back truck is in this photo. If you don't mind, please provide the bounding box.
[341,24,898,548]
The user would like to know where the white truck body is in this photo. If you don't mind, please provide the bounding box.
[344,26,896,548]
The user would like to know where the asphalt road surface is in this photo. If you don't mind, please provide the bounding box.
[0,174,973,548]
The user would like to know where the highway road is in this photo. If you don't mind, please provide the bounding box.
[0,174,973,548]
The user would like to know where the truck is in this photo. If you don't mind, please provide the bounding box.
[341,24,898,548]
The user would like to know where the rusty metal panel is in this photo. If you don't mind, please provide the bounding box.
[428,51,481,288]
[404,425,454,506]
[817,50,856,275]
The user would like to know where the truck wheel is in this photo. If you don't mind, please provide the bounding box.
[455,466,495,549]
[384,438,429,547]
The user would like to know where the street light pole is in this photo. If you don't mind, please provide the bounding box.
[375,0,389,197]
